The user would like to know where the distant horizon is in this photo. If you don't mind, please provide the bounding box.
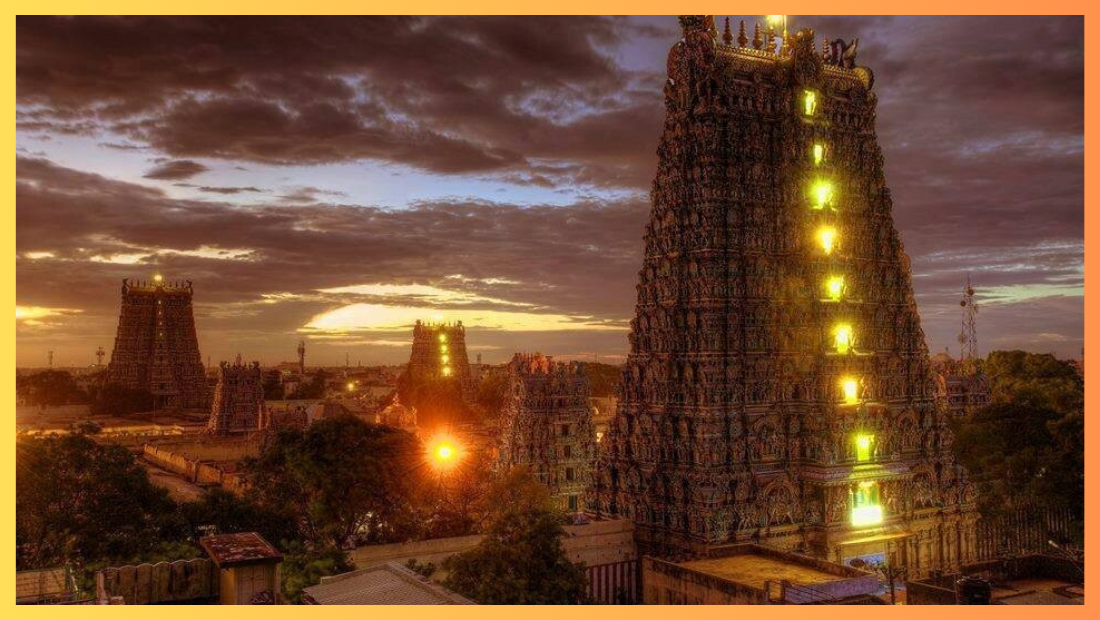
[16,16,1084,367]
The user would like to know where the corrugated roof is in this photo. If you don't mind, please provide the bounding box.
[199,532,282,566]
[303,562,475,605]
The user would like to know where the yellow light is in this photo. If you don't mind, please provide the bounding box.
[813,143,825,166]
[842,377,859,404]
[856,434,873,461]
[825,276,845,301]
[440,344,448,353]
[816,226,837,255]
[347,382,355,391]
[153,274,163,283]
[442,366,452,377]
[441,355,449,364]
[766,15,785,27]
[811,180,833,209]
[596,431,604,443]
[834,324,853,354]
[803,90,817,116]
[851,504,883,527]
[439,334,447,343]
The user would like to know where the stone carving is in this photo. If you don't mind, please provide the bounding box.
[588,16,975,573]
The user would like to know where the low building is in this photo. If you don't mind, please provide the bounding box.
[302,561,474,605]
[200,532,283,605]
[643,544,882,604]
[908,554,1084,605]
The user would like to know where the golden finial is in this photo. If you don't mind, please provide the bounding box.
[722,17,733,45]
[752,22,763,50]
[766,27,777,54]
[738,20,748,47]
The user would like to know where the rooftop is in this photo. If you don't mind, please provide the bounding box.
[680,554,844,591]
[302,561,475,605]
[199,532,282,567]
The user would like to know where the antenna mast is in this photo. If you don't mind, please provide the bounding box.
[958,275,979,362]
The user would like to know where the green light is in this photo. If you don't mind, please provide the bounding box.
[803,90,817,116]
[826,276,845,301]
[813,143,825,166]
[856,434,873,461]
[841,377,859,404]
[816,226,837,255]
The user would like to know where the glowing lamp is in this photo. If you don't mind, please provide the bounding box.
[440,344,448,353]
[816,226,837,255]
[856,433,873,461]
[813,143,825,166]
[825,276,845,301]
[153,274,164,283]
[347,382,355,392]
[766,15,785,27]
[811,180,834,209]
[803,90,817,116]
[441,355,450,364]
[841,377,859,404]
[427,434,462,471]
[833,324,853,354]
[439,334,448,343]
[851,504,883,527]
[442,366,452,377]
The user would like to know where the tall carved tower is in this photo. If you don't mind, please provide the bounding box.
[499,353,595,513]
[591,17,976,575]
[106,277,208,409]
[207,358,265,434]
[405,320,472,386]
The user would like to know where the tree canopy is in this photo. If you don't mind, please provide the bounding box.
[443,467,588,604]
[244,415,424,548]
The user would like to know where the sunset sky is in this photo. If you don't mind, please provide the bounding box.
[16,16,1084,367]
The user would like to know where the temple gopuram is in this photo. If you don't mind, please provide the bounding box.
[498,353,596,513]
[207,358,266,435]
[105,276,209,409]
[591,16,977,576]
[405,320,473,386]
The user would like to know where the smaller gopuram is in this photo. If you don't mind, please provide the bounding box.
[405,320,472,386]
[207,357,265,435]
[498,353,595,513]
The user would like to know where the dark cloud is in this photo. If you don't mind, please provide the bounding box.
[14,16,1084,364]
[142,159,208,180]
[17,15,662,188]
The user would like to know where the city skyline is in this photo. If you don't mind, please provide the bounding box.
[16,15,1084,367]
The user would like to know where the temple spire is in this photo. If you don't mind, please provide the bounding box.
[737,19,748,47]
[752,22,763,49]
[722,17,733,45]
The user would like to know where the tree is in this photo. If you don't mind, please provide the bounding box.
[244,416,424,548]
[417,442,495,538]
[952,351,1085,524]
[442,467,588,604]
[295,369,328,399]
[262,370,284,401]
[89,383,153,416]
[180,488,298,546]
[16,434,183,569]
[17,370,88,407]
[279,542,354,604]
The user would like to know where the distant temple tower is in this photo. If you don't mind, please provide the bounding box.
[106,276,208,409]
[405,320,472,386]
[207,357,265,434]
[499,353,595,513]
[591,17,977,575]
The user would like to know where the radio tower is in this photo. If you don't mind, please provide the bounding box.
[297,339,306,375]
[95,345,105,367]
[48,350,54,369]
[958,275,979,362]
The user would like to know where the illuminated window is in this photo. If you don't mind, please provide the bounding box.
[803,90,817,116]
[441,355,450,364]
[811,180,834,210]
[833,324,853,354]
[440,344,448,353]
[813,143,826,166]
[825,276,845,301]
[851,481,883,527]
[442,366,452,377]
[841,377,860,404]
[439,334,448,343]
[855,434,874,462]
[816,226,837,255]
